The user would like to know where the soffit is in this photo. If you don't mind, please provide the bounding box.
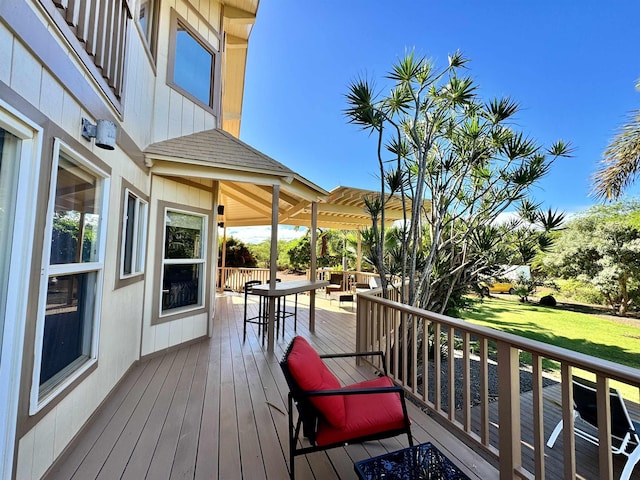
[220,0,259,136]
[219,184,428,230]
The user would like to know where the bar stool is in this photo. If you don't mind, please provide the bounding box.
[243,280,266,342]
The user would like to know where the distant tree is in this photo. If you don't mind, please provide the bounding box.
[345,51,572,313]
[287,230,349,271]
[218,237,257,268]
[541,204,640,315]
[250,240,272,267]
[592,80,640,200]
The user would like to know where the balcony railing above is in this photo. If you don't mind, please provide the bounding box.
[47,0,132,100]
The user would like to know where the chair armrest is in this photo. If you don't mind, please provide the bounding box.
[320,351,387,375]
[320,351,384,359]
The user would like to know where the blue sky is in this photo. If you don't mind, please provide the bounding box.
[240,0,640,220]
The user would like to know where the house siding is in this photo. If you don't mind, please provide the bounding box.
[0,0,249,477]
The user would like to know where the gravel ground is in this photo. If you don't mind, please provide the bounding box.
[421,355,557,410]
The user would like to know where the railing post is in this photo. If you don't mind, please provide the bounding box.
[596,375,613,480]
[497,340,521,479]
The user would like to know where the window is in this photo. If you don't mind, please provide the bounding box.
[121,189,148,278]
[138,0,155,44]
[168,11,218,110]
[0,106,41,479]
[138,0,158,58]
[0,128,20,357]
[33,142,108,408]
[161,210,206,315]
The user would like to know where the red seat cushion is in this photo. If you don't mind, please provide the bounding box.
[286,336,346,428]
[315,376,408,446]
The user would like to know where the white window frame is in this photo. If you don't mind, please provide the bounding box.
[120,188,148,279]
[0,102,41,480]
[30,139,110,414]
[138,0,156,44]
[159,207,207,318]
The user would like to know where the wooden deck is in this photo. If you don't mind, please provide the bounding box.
[42,293,497,479]
[41,292,637,479]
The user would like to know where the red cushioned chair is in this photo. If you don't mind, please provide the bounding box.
[280,336,413,479]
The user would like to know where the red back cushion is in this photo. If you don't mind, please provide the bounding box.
[286,336,346,428]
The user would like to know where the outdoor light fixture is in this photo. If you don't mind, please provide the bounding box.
[81,118,117,150]
[217,205,225,216]
[218,222,225,228]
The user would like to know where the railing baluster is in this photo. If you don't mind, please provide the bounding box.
[434,322,441,412]
[422,318,429,403]
[411,314,418,394]
[560,364,576,479]
[532,353,545,479]
[448,326,455,421]
[479,336,489,446]
[402,310,408,388]
[462,331,471,431]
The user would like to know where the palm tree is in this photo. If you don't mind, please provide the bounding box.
[592,80,640,200]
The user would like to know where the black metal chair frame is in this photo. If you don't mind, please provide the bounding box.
[280,342,413,480]
[547,376,640,480]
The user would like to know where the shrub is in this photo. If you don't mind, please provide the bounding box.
[540,295,557,307]
[556,278,605,305]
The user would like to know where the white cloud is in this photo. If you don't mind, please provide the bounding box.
[224,225,308,244]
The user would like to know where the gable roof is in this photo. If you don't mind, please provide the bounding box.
[144,128,294,176]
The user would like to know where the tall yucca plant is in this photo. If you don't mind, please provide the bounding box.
[345,51,571,312]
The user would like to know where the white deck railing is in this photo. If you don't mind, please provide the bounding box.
[217,267,271,291]
[356,289,640,480]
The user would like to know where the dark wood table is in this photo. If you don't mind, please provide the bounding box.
[251,280,328,351]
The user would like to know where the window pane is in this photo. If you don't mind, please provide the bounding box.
[40,272,96,388]
[0,128,21,358]
[138,0,154,44]
[123,193,136,275]
[135,201,147,272]
[162,264,201,311]
[164,211,203,259]
[173,25,213,106]
[50,157,101,265]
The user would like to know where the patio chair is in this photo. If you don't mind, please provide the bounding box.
[546,376,640,480]
[280,336,413,479]
[325,273,344,296]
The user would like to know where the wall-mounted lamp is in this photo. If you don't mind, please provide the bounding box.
[217,205,225,216]
[217,222,225,228]
[81,118,117,150]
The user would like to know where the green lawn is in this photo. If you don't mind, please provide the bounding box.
[460,296,640,395]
